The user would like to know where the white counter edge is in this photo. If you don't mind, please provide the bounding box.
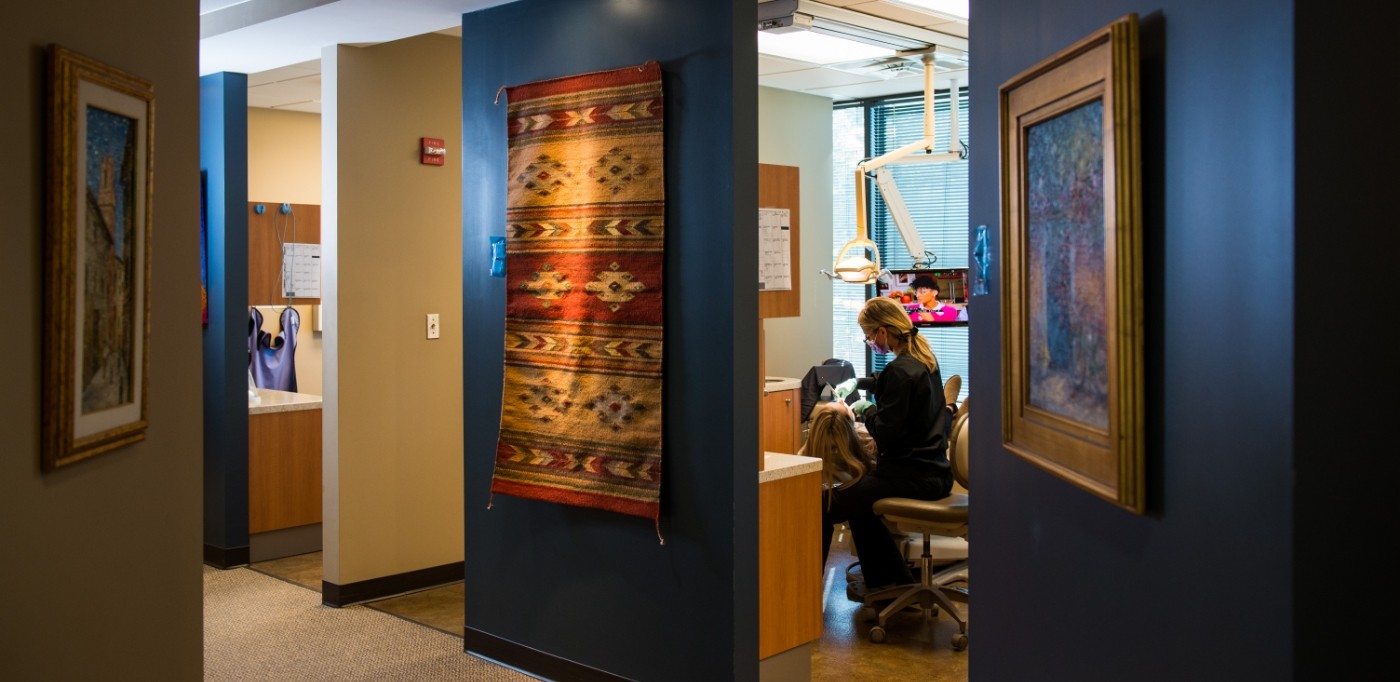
[760,453,822,483]
[249,388,324,415]
[763,376,802,392]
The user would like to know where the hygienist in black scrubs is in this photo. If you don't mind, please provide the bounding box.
[822,295,954,598]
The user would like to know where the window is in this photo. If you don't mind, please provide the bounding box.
[832,88,970,403]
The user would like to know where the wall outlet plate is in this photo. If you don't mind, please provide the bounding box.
[426,313,440,339]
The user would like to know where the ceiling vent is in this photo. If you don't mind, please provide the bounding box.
[827,56,926,80]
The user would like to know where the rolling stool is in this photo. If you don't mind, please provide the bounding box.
[861,495,969,649]
[860,410,971,649]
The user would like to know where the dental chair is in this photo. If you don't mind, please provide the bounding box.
[862,408,970,650]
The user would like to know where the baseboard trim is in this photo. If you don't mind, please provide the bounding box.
[322,561,463,607]
[250,523,322,563]
[464,627,632,682]
[203,543,250,569]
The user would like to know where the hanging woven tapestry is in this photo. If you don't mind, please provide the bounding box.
[491,62,665,524]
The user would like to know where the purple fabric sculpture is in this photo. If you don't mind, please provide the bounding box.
[249,307,299,392]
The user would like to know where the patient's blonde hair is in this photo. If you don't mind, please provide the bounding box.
[801,403,875,506]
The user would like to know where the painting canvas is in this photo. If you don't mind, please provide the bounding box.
[1025,101,1108,429]
[201,170,209,325]
[999,15,1144,512]
[43,45,154,471]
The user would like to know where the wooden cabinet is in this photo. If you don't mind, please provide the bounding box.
[249,400,322,534]
[761,387,800,455]
[758,464,822,659]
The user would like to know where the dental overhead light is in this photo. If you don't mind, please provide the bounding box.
[826,48,967,285]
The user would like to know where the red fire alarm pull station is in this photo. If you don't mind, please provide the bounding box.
[421,137,446,165]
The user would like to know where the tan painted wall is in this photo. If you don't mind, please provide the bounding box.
[758,86,835,380]
[322,34,464,585]
[0,1,203,678]
[248,109,325,395]
[249,107,322,204]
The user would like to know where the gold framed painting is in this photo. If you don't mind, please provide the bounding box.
[998,15,1144,513]
[43,45,155,472]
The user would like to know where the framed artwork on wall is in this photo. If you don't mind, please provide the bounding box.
[42,45,155,472]
[998,15,1145,513]
[201,170,208,325]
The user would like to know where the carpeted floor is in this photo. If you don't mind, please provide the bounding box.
[203,566,533,681]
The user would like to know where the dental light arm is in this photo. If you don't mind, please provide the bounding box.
[829,49,964,283]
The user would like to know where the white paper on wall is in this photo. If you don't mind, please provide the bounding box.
[282,243,321,298]
[758,207,791,291]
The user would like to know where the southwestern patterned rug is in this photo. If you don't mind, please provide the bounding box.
[491,62,665,529]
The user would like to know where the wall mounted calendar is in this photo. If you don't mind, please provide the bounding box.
[281,243,321,299]
[758,207,791,291]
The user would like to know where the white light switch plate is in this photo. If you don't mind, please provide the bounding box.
[426,313,440,339]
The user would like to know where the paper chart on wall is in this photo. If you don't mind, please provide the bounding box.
[281,243,321,298]
[758,207,791,291]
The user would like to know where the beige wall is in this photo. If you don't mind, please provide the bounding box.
[758,86,835,380]
[248,109,325,395]
[249,107,322,204]
[322,34,465,585]
[0,1,203,678]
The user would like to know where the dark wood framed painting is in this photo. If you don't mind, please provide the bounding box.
[43,45,155,472]
[998,15,1145,513]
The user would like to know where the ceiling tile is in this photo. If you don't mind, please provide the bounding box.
[760,53,826,76]
[919,18,968,38]
[761,66,883,93]
[801,73,935,101]
[275,100,323,114]
[248,74,321,109]
[234,1,970,109]
[247,60,321,87]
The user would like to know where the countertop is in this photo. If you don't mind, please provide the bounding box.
[760,452,821,483]
[763,376,801,392]
[249,388,323,415]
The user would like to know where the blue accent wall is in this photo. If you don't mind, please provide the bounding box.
[460,1,758,680]
[969,2,1294,678]
[200,73,250,558]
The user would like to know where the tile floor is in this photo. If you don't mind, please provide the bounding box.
[247,539,968,682]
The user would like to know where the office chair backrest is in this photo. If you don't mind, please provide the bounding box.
[943,374,961,409]
[950,410,970,491]
[798,358,857,422]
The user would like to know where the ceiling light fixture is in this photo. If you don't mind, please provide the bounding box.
[757,29,894,65]
[758,0,968,53]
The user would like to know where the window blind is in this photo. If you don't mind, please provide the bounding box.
[832,88,970,404]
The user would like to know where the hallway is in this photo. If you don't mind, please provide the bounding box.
[204,564,525,681]
[230,543,969,681]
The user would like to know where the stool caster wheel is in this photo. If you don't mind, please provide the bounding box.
[951,633,968,651]
[860,606,877,621]
[869,626,886,643]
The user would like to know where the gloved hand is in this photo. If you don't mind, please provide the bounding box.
[832,378,860,400]
[849,399,874,417]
